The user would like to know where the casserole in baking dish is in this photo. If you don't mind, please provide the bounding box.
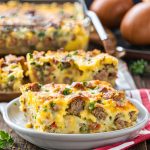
[0,1,89,54]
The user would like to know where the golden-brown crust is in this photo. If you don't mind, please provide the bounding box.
[20,80,139,134]
[27,50,118,86]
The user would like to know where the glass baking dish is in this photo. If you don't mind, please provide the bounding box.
[0,0,92,55]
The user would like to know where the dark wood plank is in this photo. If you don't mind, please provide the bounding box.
[133,75,150,89]
[146,140,150,150]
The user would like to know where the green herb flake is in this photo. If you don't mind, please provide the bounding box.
[66,54,72,58]
[13,102,17,106]
[43,106,47,112]
[91,91,95,94]
[0,131,14,149]
[28,53,33,59]
[89,102,95,111]
[38,83,43,88]
[33,115,37,120]
[62,88,71,95]
[30,62,36,65]
[38,31,45,38]
[73,51,78,55]
[50,102,56,108]
[8,75,15,81]
[58,63,64,71]
[83,81,87,86]
[80,124,88,133]
[129,59,149,75]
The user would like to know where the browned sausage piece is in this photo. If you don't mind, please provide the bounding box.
[63,77,72,84]
[92,106,107,120]
[67,95,86,116]
[93,70,109,81]
[28,83,41,92]
[113,91,125,106]
[89,122,100,130]
[98,87,108,93]
[129,111,137,122]
[71,82,85,90]
[114,113,128,129]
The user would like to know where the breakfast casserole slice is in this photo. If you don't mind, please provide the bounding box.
[0,55,25,92]
[27,49,118,86]
[20,80,138,134]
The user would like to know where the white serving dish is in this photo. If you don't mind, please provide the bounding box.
[0,98,149,150]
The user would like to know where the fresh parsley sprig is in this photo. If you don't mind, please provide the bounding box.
[129,59,149,75]
[0,131,14,149]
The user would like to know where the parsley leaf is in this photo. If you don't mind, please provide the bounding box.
[38,31,45,38]
[89,102,95,111]
[80,124,88,133]
[0,131,14,149]
[83,81,87,86]
[62,88,71,95]
[129,59,149,75]
[50,102,56,108]
[8,75,15,81]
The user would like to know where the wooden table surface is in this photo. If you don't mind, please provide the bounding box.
[0,74,150,150]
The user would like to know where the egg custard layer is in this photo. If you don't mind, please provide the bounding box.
[0,55,25,92]
[27,49,118,86]
[20,80,138,134]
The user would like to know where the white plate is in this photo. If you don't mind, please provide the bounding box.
[0,98,149,150]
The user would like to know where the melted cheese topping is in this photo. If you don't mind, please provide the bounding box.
[0,1,89,52]
[27,49,118,86]
[0,55,24,91]
[20,80,138,134]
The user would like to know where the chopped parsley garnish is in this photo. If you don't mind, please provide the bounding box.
[33,115,36,119]
[83,81,87,86]
[45,90,49,92]
[80,124,88,133]
[89,102,95,111]
[58,63,64,71]
[62,88,71,95]
[30,62,36,65]
[53,29,61,37]
[0,131,14,149]
[28,53,33,59]
[129,59,149,75]
[43,106,47,112]
[88,58,91,62]
[73,51,78,55]
[13,102,17,106]
[50,102,56,108]
[8,75,15,81]
[58,62,70,71]
[91,91,95,94]
[38,31,45,38]
[66,54,72,58]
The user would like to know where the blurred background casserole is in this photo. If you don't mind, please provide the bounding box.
[0,0,90,54]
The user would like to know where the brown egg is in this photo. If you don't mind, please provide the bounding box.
[120,2,150,45]
[90,0,133,29]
